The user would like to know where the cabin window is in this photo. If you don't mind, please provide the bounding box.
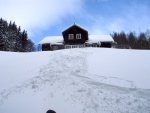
[86,45,91,47]
[68,34,74,40]
[65,45,71,49]
[76,34,81,39]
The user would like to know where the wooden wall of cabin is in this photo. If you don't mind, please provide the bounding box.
[51,45,64,50]
[100,42,112,48]
[62,26,88,45]
[42,44,51,51]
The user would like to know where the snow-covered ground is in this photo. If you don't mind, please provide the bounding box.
[0,48,150,113]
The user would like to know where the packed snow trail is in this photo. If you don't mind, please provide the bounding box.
[0,48,150,113]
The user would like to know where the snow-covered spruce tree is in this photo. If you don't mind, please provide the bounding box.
[6,21,18,51]
[0,18,8,51]
[0,19,4,50]
[137,33,148,49]
[20,30,34,52]
[128,32,137,49]
[112,31,150,49]
[0,18,34,52]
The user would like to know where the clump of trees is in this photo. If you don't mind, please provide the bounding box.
[0,18,34,52]
[111,30,150,49]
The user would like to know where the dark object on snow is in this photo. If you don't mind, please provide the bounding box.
[46,110,56,113]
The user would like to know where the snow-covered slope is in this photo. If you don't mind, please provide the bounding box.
[0,48,150,113]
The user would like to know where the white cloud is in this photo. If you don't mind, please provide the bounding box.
[85,1,150,35]
[0,0,83,37]
[1,0,150,43]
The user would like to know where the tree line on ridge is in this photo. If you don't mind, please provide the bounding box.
[0,18,34,52]
[111,31,150,49]
[1,17,150,51]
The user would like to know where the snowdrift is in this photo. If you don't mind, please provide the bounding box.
[0,48,150,113]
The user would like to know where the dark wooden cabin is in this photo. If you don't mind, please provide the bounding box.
[62,24,88,45]
[39,23,115,51]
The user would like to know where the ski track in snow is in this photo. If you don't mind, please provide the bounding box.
[0,49,150,113]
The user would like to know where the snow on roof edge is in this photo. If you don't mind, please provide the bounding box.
[39,36,63,45]
[62,23,88,33]
[39,35,114,45]
[88,35,114,42]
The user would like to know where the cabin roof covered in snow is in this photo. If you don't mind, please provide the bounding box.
[39,35,114,44]
[39,36,63,44]
[88,35,114,43]
[62,23,88,33]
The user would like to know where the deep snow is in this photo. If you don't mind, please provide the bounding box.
[0,48,150,113]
